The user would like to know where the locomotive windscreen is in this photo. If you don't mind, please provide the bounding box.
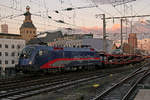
[20,47,35,58]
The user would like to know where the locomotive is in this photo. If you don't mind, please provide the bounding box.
[15,45,102,72]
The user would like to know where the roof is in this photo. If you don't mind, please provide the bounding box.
[20,22,36,29]
[27,31,63,45]
[0,33,21,36]
[27,45,93,52]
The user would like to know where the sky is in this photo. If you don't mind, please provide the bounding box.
[0,0,150,39]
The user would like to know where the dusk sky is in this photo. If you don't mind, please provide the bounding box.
[0,0,150,37]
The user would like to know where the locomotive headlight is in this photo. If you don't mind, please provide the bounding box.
[29,61,32,65]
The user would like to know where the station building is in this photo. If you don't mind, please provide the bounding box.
[0,33,25,73]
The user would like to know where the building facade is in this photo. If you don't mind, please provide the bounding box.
[1,24,8,33]
[20,6,36,43]
[138,38,150,54]
[48,38,113,53]
[0,33,21,39]
[127,33,137,54]
[0,38,25,69]
[128,33,137,49]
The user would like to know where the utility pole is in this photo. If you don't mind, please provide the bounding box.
[96,14,107,53]
[121,18,123,48]
[104,14,150,50]
[102,14,106,52]
[95,14,150,53]
[130,21,133,33]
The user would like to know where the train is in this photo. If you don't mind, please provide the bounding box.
[15,45,145,73]
[15,45,102,73]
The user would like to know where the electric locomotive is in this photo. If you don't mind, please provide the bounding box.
[15,45,102,72]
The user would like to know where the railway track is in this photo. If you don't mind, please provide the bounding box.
[0,61,148,100]
[0,62,139,86]
[0,71,111,100]
[91,66,150,100]
[0,74,46,85]
[1,59,147,85]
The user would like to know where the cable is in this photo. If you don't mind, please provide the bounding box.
[110,2,123,16]
[90,0,114,17]
[0,14,23,20]
[0,3,24,12]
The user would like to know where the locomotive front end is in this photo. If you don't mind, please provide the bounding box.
[15,46,38,72]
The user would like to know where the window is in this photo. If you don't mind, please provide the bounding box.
[0,44,2,48]
[5,60,8,64]
[20,47,35,58]
[12,60,15,64]
[12,45,15,49]
[0,60,1,64]
[5,52,8,56]
[5,44,8,48]
[26,30,28,33]
[0,52,1,56]
[17,45,20,49]
[11,52,15,56]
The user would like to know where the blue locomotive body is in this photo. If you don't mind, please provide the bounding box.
[15,45,102,72]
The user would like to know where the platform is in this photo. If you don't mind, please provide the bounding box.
[134,89,150,100]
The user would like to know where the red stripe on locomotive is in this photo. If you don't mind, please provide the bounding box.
[40,57,100,69]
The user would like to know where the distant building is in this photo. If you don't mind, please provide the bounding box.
[27,30,93,45]
[48,38,113,53]
[138,38,150,54]
[127,33,137,54]
[128,33,137,49]
[1,24,8,33]
[28,31,63,45]
[0,39,25,69]
[0,33,25,70]
[63,34,93,40]
[20,6,36,43]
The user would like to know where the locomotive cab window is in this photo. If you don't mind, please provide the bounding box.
[20,47,35,58]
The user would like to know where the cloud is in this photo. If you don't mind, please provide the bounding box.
[80,24,121,33]
[74,20,150,39]
[80,26,101,31]
[111,24,120,31]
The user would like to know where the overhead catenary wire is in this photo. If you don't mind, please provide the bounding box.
[0,3,24,13]
[89,0,114,17]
